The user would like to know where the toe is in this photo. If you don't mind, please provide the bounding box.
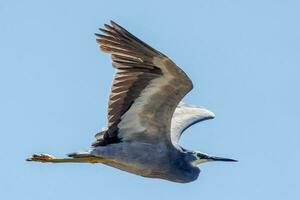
[26,154,55,162]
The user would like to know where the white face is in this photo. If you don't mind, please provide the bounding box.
[192,158,210,166]
[191,151,211,166]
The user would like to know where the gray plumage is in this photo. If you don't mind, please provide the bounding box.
[27,21,237,183]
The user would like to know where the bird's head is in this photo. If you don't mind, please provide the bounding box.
[189,151,237,165]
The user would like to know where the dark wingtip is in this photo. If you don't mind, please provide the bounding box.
[110,20,118,26]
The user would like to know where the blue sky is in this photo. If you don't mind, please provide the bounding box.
[0,0,299,199]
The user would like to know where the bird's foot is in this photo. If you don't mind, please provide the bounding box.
[26,153,103,163]
[26,154,55,162]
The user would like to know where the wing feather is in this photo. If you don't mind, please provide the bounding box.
[93,21,193,146]
[171,103,215,145]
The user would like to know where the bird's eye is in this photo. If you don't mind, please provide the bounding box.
[197,153,209,159]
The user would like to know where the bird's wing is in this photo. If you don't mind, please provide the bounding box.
[170,102,215,145]
[93,21,193,146]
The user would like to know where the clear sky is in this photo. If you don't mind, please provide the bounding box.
[1,0,299,199]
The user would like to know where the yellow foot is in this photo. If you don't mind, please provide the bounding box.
[26,154,55,162]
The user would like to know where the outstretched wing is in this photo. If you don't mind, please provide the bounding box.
[93,21,193,146]
[170,102,215,145]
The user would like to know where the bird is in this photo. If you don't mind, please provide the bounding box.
[26,21,237,183]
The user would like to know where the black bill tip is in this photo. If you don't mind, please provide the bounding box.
[210,156,238,162]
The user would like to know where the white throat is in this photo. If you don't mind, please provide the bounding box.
[192,159,209,166]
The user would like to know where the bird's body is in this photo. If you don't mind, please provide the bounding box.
[88,142,200,183]
[27,21,236,183]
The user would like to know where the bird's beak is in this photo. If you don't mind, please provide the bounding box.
[193,152,238,165]
[208,156,238,162]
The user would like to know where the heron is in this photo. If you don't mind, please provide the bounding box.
[27,21,237,183]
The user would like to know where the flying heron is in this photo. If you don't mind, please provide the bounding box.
[27,21,237,183]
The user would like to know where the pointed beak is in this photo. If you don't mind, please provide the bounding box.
[209,156,238,162]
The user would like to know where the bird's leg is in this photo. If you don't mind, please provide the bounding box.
[26,154,101,164]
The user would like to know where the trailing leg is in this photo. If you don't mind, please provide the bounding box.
[26,153,102,164]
